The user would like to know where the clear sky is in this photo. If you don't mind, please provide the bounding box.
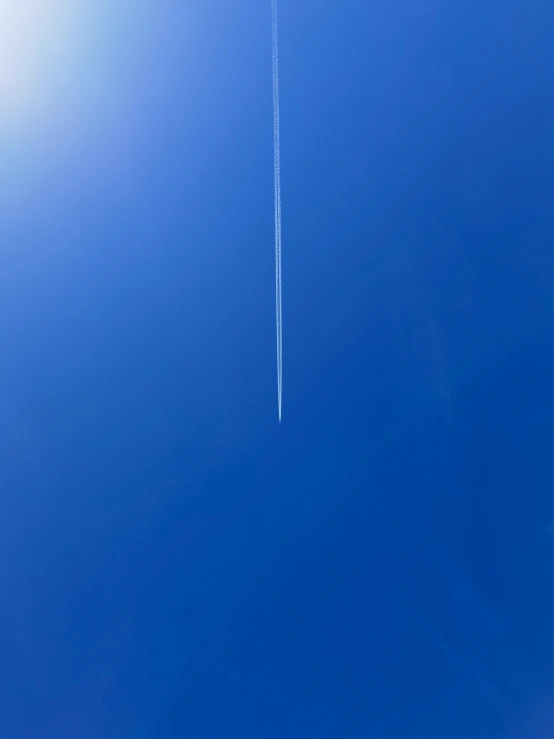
[1,1,554,737]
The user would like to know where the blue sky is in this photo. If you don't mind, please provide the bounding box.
[1,0,554,737]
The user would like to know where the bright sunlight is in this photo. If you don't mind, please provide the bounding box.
[0,0,74,120]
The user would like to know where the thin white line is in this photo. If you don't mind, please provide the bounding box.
[272,0,283,422]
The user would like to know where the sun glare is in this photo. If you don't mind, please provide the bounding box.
[0,0,73,120]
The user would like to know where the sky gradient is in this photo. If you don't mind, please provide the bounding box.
[1,1,554,737]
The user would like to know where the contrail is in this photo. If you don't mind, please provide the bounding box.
[272,0,283,422]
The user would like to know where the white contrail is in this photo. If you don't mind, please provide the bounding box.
[272,0,283,422]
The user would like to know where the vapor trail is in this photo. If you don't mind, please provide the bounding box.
[272,0,283,422]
